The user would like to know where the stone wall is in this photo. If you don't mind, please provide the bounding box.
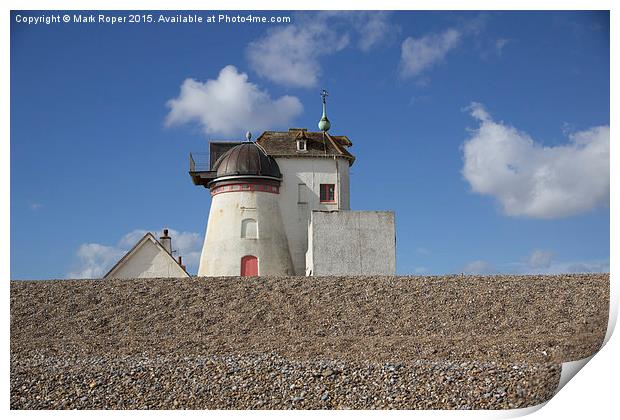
[307,210,396,275]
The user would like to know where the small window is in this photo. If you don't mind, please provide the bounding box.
[298,183,309,203]
[241,218,257,239]
[320,184,335,203]
[296,140,307,152]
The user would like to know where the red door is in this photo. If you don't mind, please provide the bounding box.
[241,255,258,276]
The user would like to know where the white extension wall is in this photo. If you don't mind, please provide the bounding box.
[108,238,189,279]
[198,188,294,276]
[275,157,351,275]
[307,210,396,276]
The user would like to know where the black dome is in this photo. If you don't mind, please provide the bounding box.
[212,143,282,179]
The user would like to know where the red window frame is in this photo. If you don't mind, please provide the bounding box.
[320,184,336,203]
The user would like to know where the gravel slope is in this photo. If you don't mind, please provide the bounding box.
[10,274,609,409]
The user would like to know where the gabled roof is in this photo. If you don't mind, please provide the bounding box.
[256,129,355,165]
[190,128,356,187]
[103,232,190,279]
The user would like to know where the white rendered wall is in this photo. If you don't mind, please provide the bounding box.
[198,189,294,276]
[275,157,351,275]
[307,210,396,276]
[109,239,189,279]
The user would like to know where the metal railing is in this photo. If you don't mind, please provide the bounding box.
[189,152,210,172]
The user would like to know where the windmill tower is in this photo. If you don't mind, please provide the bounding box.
[194,132,294,276]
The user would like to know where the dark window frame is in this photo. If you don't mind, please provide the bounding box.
[320,183,336,203]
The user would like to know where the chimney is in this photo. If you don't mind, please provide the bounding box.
[160,229,172,254]
[178,256,186,271]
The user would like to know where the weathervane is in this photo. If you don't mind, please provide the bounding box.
[318,89,331,132]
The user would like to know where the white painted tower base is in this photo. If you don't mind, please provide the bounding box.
[198,187,294,276]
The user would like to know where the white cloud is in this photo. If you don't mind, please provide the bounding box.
[399,29,461,78]
[67,243,125,279]
[504,257,609,275]
[461,253,608,276]
[478,37,513,61]
[461,14,490,37]
[165,65,303,137]
[29,203,43,211]
[247,21,349,88]
[118,229,150,249]
[247,12,396,88]
[462,103,610,219]
[461,260,495,275]
[527,249,554,269]
[562,259,609,274]
[318,11,398,51]
[167,229,202,268]
[494,38,510,56]
[68,228,203,279]
[353,12,397,51]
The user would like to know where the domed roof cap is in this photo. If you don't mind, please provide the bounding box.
[212,142,282,179]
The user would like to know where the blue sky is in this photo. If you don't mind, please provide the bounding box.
[10,10,610,279]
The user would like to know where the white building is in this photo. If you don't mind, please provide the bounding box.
[190,93,396,276]
[307,210,396,276]
[104,229,190,279]
[195,142,294,276]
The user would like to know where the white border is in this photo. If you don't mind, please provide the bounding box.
[0,0,617,11]
[3,1,616,418]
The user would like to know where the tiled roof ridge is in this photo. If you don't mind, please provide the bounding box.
[252,129,355,165]
[324,132,344,155]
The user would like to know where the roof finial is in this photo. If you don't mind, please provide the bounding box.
[318,89,331,132]
[245,131,252,142]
